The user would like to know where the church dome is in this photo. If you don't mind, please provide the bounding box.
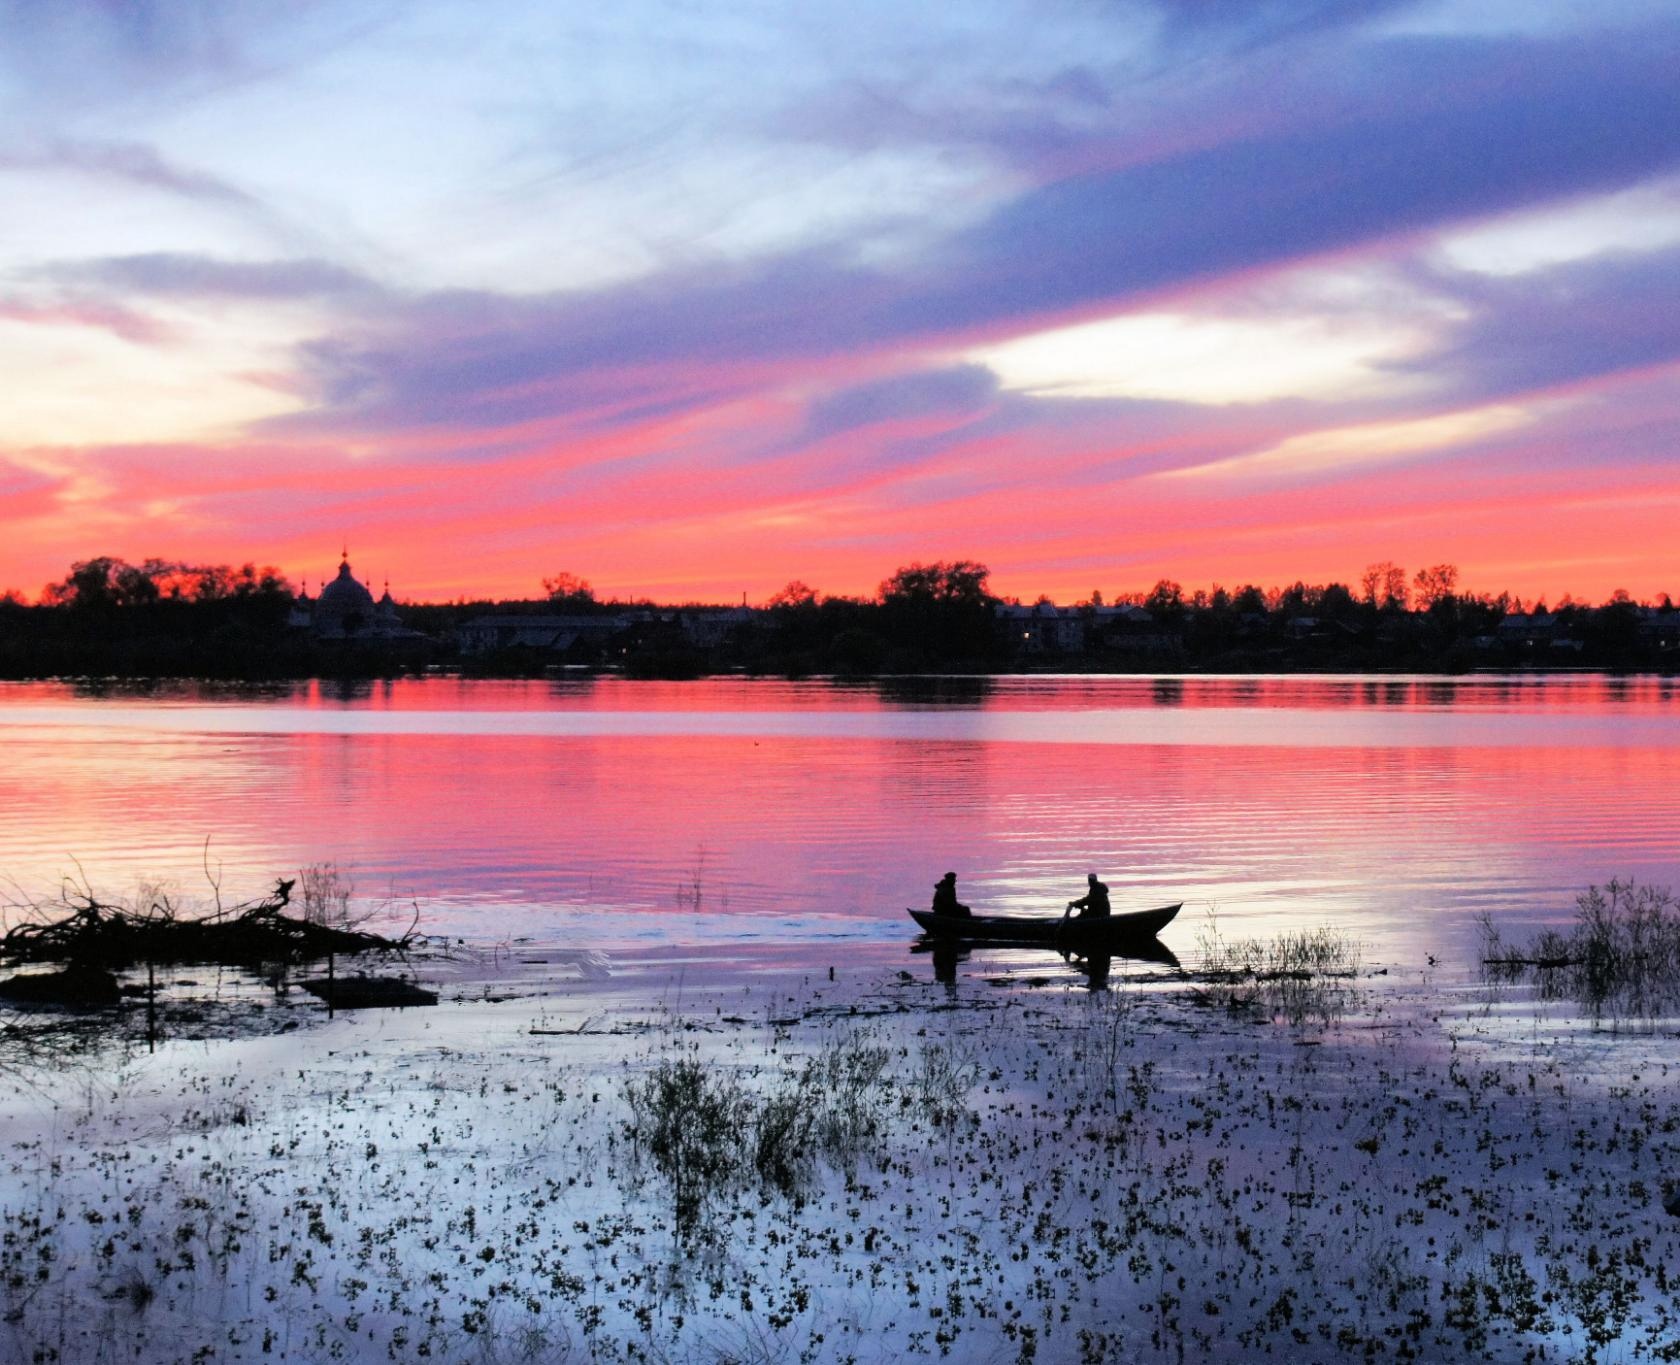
[314,557,378,635]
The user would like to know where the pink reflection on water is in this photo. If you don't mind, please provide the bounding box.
[14,673,1680,714]
[0,677,1675,968]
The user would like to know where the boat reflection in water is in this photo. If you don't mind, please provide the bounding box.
[914,935,1180,990]
[1066,937,1183,989]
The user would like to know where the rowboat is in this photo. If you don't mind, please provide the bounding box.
[907,902,1181,947]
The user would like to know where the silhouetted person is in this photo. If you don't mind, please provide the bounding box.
[932,871,971,918]
[1067,873,1110,919]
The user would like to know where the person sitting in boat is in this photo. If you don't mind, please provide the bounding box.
[932,872,971,918]
[1067,873,1111,919]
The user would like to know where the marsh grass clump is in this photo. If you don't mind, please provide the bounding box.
[297,862,356,928]
[910,1042,979,1133]
[1195,920,1361,1027]
[625,1030,895,1234]
[754,1035,893,1192]
[801,1030,892,1156]
[1479,879,1680,1027]
[752,1087,816,1196]
[624,1052,749,1236]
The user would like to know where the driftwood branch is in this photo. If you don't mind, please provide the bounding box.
[1,878,412,971]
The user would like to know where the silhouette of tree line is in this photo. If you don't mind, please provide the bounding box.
[1,554,1675,679]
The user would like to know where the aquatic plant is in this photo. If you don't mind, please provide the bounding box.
[1479,879,1680,1027]
[1194,917,1362,1027]
[624,1029,895,1235]
[297,862,356,928]
[624,1050,749,1237]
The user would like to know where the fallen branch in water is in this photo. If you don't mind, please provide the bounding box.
[1,878,413,971]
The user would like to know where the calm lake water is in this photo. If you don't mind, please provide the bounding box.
[1,674,1677,965]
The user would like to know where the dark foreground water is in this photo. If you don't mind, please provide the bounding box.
[0,674,1676,964]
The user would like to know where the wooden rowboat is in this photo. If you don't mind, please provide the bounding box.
[907,902,1181,947]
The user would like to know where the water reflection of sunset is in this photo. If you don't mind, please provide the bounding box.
[1,678,1676,967]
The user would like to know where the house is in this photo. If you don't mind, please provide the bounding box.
[456,613,629,657]
[675,606,758,648]
[1090,604,1181,654]
[1639,608,1680,651]
[1285,616,1362,643]
[1495,612,1558,647]
[998,603,1085,654]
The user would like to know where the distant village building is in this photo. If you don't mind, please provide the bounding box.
[1091,604,1181,654]
[998,603,1086,654]
[288,555,423,644]
[1493,611,1587,655]
[455,606,757,659]
[1638,606,1680,652]
[1495,611,1558,648]
[456,613,631,657]
[995,602,1181,656]
[675,606,757,648]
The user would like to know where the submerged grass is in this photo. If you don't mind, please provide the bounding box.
[1194,917,1362,1027]
[622,1030,899,1238]
[1480,879,1680,1028]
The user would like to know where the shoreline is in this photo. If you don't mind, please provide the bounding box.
[2,662,1679,685]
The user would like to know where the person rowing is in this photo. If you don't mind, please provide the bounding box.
[1065,872,1111,921]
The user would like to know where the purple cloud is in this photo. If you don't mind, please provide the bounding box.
[0,138,260,209]
[43,252,374,300]
[805,365,1000,439]
[902,29,1680,331]
[1395,247,1680,402]
[272,22,1680,442]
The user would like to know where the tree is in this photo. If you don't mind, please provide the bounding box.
[1144,579,1184,621]
[39,557,290,611]
[1590,590,1643,657]
[41,557,160,611]
[766,580,819,611]
[542,572,596,609]
[877,560,993,610]
[227,563,290,600]
[1316,583,1358,620]
[1274,581,1311,617]
[1360,562,1408,611]
[876,560,998,662]
[1412,564,1459,610]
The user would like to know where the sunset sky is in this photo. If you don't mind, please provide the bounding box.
[3,1,1678,605]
